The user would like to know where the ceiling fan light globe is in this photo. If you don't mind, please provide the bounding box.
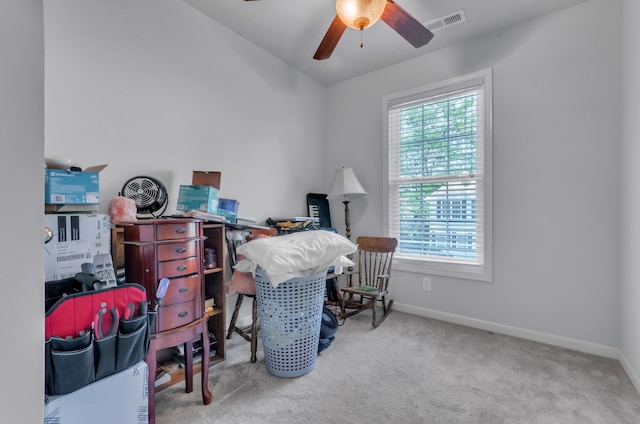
[336,0,386,30]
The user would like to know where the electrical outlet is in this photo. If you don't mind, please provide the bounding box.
[422,277,432,291]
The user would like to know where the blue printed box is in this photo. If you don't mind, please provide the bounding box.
[45,165,107,205]
[218,198,239,213]
[177,185,219,214]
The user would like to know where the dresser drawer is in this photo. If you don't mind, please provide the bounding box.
[157,240,199,261]
[158,257,200,278]
[157,300,201,332]
[162,274,200,305]
[156,222,199,241]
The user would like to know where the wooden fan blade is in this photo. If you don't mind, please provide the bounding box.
[381,0,434,48]
[313,15,347,60]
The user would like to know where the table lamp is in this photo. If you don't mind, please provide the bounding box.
[327,167,367,240]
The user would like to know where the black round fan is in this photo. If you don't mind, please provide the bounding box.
[121,176,168,218]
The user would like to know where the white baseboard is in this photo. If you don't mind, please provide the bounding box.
[393,303,620,359]
[394,303,640,395]
[618,350,640,394]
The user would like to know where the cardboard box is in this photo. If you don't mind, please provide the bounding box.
[176,185,219,214]
[45,164,108,205]
[217,209,237,224]
[44,214,111,281]
[192,170,221,189]
[176,171,221,214]
[45,204,99,213]
[44,361,148,424]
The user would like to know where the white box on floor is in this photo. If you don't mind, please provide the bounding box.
[44,361,148,424]
[44,213,111,281]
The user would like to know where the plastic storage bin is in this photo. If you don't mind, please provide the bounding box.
[254,268,327,377]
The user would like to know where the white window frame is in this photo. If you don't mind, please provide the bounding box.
[382,69,493,282]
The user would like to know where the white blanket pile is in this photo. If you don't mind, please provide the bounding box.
[235,230,357,287]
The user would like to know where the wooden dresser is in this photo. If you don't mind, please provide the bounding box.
[122,218,205,333]
[121,218,218,424]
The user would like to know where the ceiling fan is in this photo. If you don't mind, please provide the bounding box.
[244,0,434,60]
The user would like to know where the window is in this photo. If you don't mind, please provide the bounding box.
[383,69,492,281]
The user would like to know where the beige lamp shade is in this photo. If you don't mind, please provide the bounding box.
[327,167,367,200]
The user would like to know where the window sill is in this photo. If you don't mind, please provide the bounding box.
[393,256,492,282]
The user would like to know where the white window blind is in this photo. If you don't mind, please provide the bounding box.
[384,70,492,281]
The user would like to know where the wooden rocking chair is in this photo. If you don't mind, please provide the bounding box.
[340,236,397,327]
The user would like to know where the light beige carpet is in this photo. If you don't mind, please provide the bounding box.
[155,310,640,424]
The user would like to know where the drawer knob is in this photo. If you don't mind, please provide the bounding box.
[179,287,189,293]
[176,247,187,254]
[178,311,188,318]
[176,227,186,234]
[177,264,187,271]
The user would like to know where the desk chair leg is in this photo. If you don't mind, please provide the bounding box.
[226,292,260,362]
[227,293,244,339]
[250,297,258,363]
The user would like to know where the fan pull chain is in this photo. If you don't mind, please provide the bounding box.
[360,29,363,48]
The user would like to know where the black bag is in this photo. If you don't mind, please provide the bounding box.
[325,275,340,302]
[44,284,155,396]
[45,276,92,312]
[318,307,339,353]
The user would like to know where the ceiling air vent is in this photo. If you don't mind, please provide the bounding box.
[425,10,466,33]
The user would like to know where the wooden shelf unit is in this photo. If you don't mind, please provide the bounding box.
[202,222,226,365]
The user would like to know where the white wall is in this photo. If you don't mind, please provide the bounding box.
[0,1,44,423]
[44,0,328,332]
[326,0,623,351]
[2,0,635,419]
[44,0,327,221]
[620,0,640,390]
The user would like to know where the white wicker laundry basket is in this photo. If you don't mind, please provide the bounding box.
[254,268,326,377]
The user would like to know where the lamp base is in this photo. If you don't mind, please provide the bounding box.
[343,199,351,241]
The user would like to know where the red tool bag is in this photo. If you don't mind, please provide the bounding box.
[44,283,155,396]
